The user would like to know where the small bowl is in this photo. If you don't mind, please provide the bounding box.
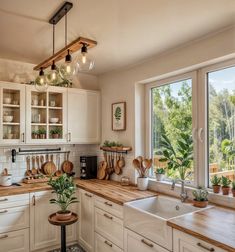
[49,118,59,123]
[3,116,13,122]
[3,98,12,104]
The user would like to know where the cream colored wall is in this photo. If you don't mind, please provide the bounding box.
[0,58,99,90]
[98,25,235,182]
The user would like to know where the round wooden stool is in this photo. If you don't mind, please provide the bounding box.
[48,212,78,252]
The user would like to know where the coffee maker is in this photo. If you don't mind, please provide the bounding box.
[80,156,97,179]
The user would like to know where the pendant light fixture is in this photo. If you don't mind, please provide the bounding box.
[47,22,58,84]
[75,43,94,72]
[59,8,75,80]
[35,67,48,91]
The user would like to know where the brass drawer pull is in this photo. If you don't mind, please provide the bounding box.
[0,210,8,214]
[141,239,153,248]
[103,213,113,220]
[0,198,8,202]
[0,235,8,239]
[197,242,215,251]
[104,201,112,207]
[85,193,92,198]
[104,240,113,247]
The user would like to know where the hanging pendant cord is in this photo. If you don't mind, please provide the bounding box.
[53,22,55,56]
[65,9,67,47]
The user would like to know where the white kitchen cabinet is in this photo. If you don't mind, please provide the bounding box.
[67,89,100,144]
[95,232,123,252]
[79,189,95,252]
[25,85,68,144]
[124,229,169,252]
[0,228,29,252]
[173,229,227,252]
[0,81,25,145]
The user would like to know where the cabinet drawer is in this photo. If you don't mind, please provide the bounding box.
[124,229,169,252]
[95,232,123,252]
[0,228,29,252]
[173,230,227,252]
[95,196,123,219]
[0,193,29,209]
[95,208,123,249]
[0,205,29,233]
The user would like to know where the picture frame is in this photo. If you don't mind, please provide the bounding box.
[112,102,126,131]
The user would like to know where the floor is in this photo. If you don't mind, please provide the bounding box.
[50,244,86,252]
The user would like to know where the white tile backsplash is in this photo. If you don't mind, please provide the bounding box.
[0,144,99,182]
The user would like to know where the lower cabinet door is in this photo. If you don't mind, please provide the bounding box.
[124,229,169,252]
[0,228,29,252]
[95,232,123,252]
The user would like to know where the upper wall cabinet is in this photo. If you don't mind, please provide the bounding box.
[0,82,25,145]
[0,82,100,145]
[67,89,100,144]
[25,85,68,144]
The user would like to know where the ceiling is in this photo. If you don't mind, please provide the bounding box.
[1,0,235,75]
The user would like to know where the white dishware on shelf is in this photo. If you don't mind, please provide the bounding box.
[50,100,56,107]
[3,115,13,122]
[3,97,12,104]
[49,117,59,123]
[32,99,38,106]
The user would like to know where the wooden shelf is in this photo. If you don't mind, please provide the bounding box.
[31,105,47,109]
[3,122,20,126]
[3,104,20,108]
[31,123,47,126]
[49,106,62,110]
[100,146,132,153]
[49,124,63,126]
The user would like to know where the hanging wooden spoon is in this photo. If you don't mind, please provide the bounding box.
[114,153,121,175]
[25,156,32,177]
[55,154,62,177]
[36,156,41,174]
[31,156,37,176]
[39,155,45,174]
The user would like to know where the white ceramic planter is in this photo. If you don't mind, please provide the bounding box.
[137,177,148,190]
[0,175,12,186]
[155,173,165,181]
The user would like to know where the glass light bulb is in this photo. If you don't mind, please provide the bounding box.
[47,69,59,85]
[35,75,48,91]
[75,53,94,73]
[82,54,86,64]
[59,62,75,81]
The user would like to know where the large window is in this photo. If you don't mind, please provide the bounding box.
[149,75,196,183]
[207,66,235,185]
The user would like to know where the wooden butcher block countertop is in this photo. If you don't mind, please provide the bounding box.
[0,178,157,205]
[167,206,235,252]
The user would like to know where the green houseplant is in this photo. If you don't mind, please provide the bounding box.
[232,181,235,197]
[32,130,38,139]
[210,175,221,193]
[159,132,193,181]
[192,187,208,208]
[154,167,165,181]
[50,128,62,139]
[48,174,78,220]
[38,128,46,139]
[221,176,231,195]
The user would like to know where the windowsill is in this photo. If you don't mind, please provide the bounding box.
[148,178,235,209]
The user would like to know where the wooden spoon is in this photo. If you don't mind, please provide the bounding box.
[114,153,121,175]
[36,156,41,174]
[25,156,32,177]
[2,168,8,176]
[55,154,63,177]
[117,153,125,170]
[142,158,153,170]
[39,155,45,174]
[31,156,37,176]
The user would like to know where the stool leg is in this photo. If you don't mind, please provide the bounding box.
[61,225,66,252]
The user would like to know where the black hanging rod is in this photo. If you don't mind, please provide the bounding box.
[49,2,73,25]
[18,147,62,153]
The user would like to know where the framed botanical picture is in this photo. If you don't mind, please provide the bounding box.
[112,102,126,131]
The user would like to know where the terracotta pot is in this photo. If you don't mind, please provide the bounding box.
[222,186,230,195]
[137,177,148,191]
[232,189,235,197]
[32,134,38,139]
[212,185,221,194]
[39,134,46,139]
[56,210,72,221]
[52,134,59,139]
[193,200,208,208]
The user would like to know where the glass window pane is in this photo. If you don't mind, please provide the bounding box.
[151,79,194,181]
[208,66,235,185]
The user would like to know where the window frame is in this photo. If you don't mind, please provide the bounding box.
[145,71,198,187]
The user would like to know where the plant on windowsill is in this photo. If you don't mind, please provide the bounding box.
[232,181,235,197]
[159,132,193,181]
[192,187,208,208]
[221,176,231,195]
[32,130,38,139]
[37,128,46,139]
[133,156,152,191]
[154,167,165,181]
[50,128,62,139]
[48,174,78,221]
[210,175,221,193]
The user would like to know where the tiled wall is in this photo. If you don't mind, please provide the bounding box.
[0,144,99,182]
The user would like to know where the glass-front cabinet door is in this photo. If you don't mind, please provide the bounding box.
[25,85,67,144]
[0,81,25,145]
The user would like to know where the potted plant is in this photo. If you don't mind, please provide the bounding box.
[221,176,231,195]
[192,187,208,208]
[159,132,193,181]
[154,167,165,181]
[50,128,62,139]
[48,174,78,221]
[32,130,38,139]
[210,175,221,193]
[232,181,235,197]
[133,156,152,190]
[38,128,46,139]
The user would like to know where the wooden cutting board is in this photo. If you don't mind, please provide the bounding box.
[97,161,107,180]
